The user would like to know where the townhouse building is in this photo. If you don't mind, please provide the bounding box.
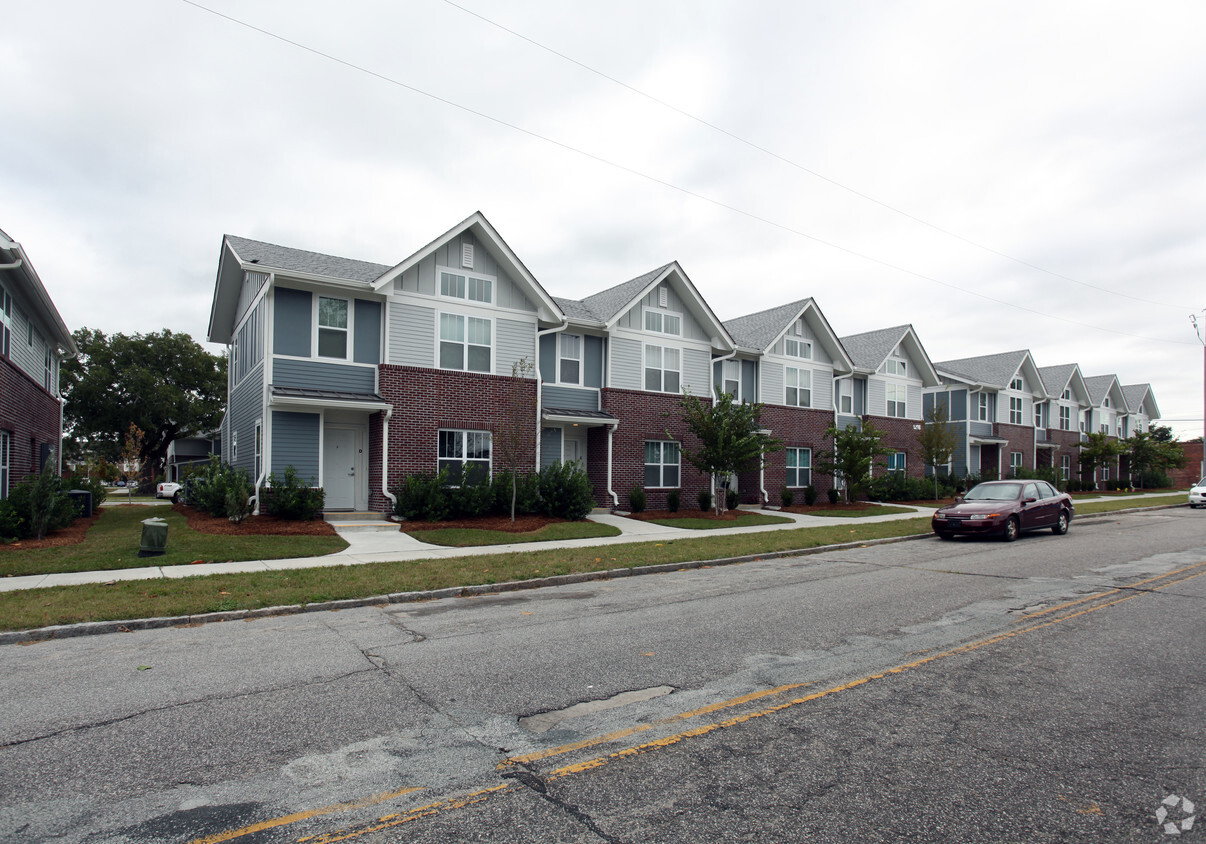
[1034,364,1092,483]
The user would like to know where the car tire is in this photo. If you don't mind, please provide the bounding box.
[1051,510,1069,535]
[936,532,954,540]
[172,492,180,504]
[1002,517,1020,542]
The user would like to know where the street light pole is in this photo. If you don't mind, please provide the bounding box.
[1192,312,1206,478]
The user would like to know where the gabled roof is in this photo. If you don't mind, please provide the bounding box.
[839,324,941,387]
[371,211,563,324]
[723,298,853,374]
[225,236,389,282]
[1083,374,1128,410]
[1037,363,1091,404]
[1121,384,1160,419]
[0,229,78,356]
[578,264,676,323]
[934,349,1045,394]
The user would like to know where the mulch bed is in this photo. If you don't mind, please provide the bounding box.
[171,503,338,536]
[0,510,101,551]
[398,514,567,533]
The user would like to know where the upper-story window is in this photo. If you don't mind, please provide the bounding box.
[317,296,349,359]
[837,379,853,414]
[786,366,811,408]
[44,347,52,392]
[721,359,740,401]
[1059,405,1071,430]
[884,358,907,376]
[1010,376,1023,391]
[886,384,906,417]
[1062,388,1071,400]
[1034,403,1043,428]
[439,313,492,373]
[1009,396,1024,424]
[976,393,989,421]
[0,287,11,358]
[440,270,492,304]
[559,334,581,385]
[644,344,680,393]
[644,309,681,337]
[784,335,812,360]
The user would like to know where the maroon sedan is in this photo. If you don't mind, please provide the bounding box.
[932,480,1074,542]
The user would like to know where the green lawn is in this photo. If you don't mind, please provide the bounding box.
[642,512,795,529]
[797,504,919,518]
[1074,494,1185,515]
[409,520,621,547]
[0,506,348,578]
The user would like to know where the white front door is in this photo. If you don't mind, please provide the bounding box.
[563,430,587,468]
[323,428,357,510]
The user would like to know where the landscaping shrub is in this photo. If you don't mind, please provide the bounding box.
[1135,469,1171,489]
[448,471,494,519]
[866,473,956,502]
[667,489,681,512]
[4,469,77,540]
[536,461,594,520]
[188,456,235,518]
[263,465,324,520]
[780,488,794,508]
[491,470,541,517]
[0,498,25,541]
[804,485,817,506]
[725,488,739,510]
[628,486,647,514]
[697,490,712,512]
[64,473,107,508]
[392,471,450,521]
[827,487,840,504]
[225,471,254,523]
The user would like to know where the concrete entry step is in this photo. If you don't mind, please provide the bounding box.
[323,511,394,530]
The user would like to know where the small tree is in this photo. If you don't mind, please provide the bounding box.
[676,391,781,515]
[1124,429,1185,488]
[814,421,893,503]
[1075,431,1129,488]
[917,401,958,500]
[495,357,536,522]
[121,423,145,498]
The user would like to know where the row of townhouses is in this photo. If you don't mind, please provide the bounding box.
[206,212,1162,513]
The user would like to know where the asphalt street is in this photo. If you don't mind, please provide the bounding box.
[1,506,1203,842]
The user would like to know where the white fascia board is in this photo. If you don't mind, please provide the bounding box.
[268,394,392,413]
[604,262,736,353]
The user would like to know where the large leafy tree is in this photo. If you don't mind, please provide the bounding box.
[676,391,781,514]
[1075,431,1128,488]
[60,328,227,484]
[1124,428,1185,487]
[814,421,893,503]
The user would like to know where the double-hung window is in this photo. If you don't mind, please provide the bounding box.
[317,296,349,359]
[0,288,11,358]
[254,422,262,482]
[438,429,491,484]
[644,440,680,488]
[1034,404,1044,428]
[1059,406,1071,430]
[1010,452,1023,476]
[976,393,989,421]
[0,430,8,498]
[721,360,741,401]
[644,309,681,337]
[886,384,906,418]
[887,452,906,474]
[439,314,491,373]
[645,345,680,393]
[837,379,853,414]
[1061,454,1071,480]
[559,334,581,384]
[884,358,907,376]
[440,270,493,304]
[1009,396,1023,425]
[785,447,811,487]
[785,367,811,408]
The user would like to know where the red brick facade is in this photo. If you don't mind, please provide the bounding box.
[997,422,1035,474]
[1172,443,1203,488]
[0,356,62,489]
[1038,428,1082,482]
[746,405,835,506]
[601,387,709,511]
[374,365,536,512]
[863,415,925,480]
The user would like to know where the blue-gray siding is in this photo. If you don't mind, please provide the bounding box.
[271,411,320,482]
[542,385,600,411]
[584,336,604,388]
[538,334,556,382]
[274,358,376,394]
[495,317,536,376]
[353,299,381,364]
[274,287,312,357]
[540,427,562,469]
[388,303,435,367]
[228,361,263,477]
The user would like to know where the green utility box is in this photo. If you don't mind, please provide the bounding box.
[138,517,169,557]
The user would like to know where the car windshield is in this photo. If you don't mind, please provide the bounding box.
[963,483,1022,501]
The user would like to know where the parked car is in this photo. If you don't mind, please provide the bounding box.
[156,481,182,501]
[1190,477,1206,509]
[932,480,1074,541]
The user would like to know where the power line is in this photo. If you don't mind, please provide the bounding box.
[443,0,1184,313]
[177,0,1194,346]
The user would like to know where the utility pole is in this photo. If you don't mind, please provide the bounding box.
[1192,311,1206,478]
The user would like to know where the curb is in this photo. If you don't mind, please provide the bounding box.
[0,502,1187,646]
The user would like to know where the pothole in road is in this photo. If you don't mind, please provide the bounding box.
[519,685,675,733]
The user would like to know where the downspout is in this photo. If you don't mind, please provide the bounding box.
[606,420,620,508]
[534,318,570,470]
[0,259,21,271]
[381,405,396,512]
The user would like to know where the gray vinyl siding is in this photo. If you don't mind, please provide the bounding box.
[273,358,376,394]
[538,334,556,382]
[907,385,923,420]
[495,317,536,376]
[274,287,312,357]
[682,348,710,397]
[393,232,537,313]
[542,385,600,411]
[610,336,642,391]
[388,304,435,367]
[950,389,967,421]
[952,421,969,477]
[853,377,866,415]
[770,322,833,365]
[811,369,833,411]
[353,300,381,364]
[228,360,263,476]
[615,282,710,342]
[10,304,58,392]
[584,336,604,388]
[836,414,862,432]
[271,410,320,482]
[969,420,994,437]
[762,361,784,406]
[867,379,886,417]
[742,360,757,402]
[540,427,562,469]
[237,270,269,326]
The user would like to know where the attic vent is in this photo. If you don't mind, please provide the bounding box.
[658,286,668,308]
[793,320,803,336]
[462,243,474,269]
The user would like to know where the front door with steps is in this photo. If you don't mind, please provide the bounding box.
[323,427,357,510]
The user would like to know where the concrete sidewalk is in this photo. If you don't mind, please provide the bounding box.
[0,492,1179,593]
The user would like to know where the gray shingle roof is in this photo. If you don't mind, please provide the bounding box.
[551,296,599,321]
[1121,383,1153,413]
[723,299,813,351]
[1037,364,1078,396]
[225,235,389,283]
[839,325,910,371]
[934,350,1029,388]
[1082,374,1120,406]
[575,264,675,323]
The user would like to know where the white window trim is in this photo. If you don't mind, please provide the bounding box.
[644,439,681,489]
[783,335,813,360]
[254,421,263,482]
[438,428,493,484]
[643,307,682,338]
[0,430,8,498]
[886,383,907,418]
[1059,405,1071,431]
[785,366,812,408]
[888,452,907,474]
[785,446,812,488]
[976,392,989,422]
[1009,396,1024,425]
[1011,377,1023,391]
[1010,451,1023,473]
[558,333,582,386]
[721,359,741,402]
[644,343,682,394]
[438,266,495,305]
[883,357,907,376]
[314,295,354,361]
[437,311,494,374]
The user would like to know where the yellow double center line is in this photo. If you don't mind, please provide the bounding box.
[192,560,1206,844]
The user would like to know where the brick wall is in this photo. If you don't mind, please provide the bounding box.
[864,415,925,480]
[1172,443,1203,488]
[747,405,835,506]
[377,365,536,512]
[997,422,1035,473]
[1041,429,1082,481]
[0,356,62,488]
[601,387,709,511]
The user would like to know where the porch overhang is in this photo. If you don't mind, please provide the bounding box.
[542,407,619,428]
[269,385,392,413]
[1036,441,1059,450]
[969,435,1009,446]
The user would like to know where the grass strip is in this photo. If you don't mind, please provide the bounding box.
[1074,494,1185,515]
[799,505,919,518]
[409,521,621,547]
[0,507,348,578]
[642,512,795,530]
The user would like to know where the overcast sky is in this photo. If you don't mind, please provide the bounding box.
[5,1,1205,437]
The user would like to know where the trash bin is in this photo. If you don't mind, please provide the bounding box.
[138,517,169,557]
[68,489,93,518]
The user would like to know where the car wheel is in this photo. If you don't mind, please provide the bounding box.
[1002,517,1019,542]
[172,492,180,504]
[1051,510,1069,535]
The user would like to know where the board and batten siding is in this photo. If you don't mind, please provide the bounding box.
[615,282,710,342]
[271,410,320,482]
[770,325,833,365]
[392,232,537,313]
[388,304,435,367]
[228,360,264,477]
[273,358,376,394]
[236,270,269,327]
[495,317,536,376]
